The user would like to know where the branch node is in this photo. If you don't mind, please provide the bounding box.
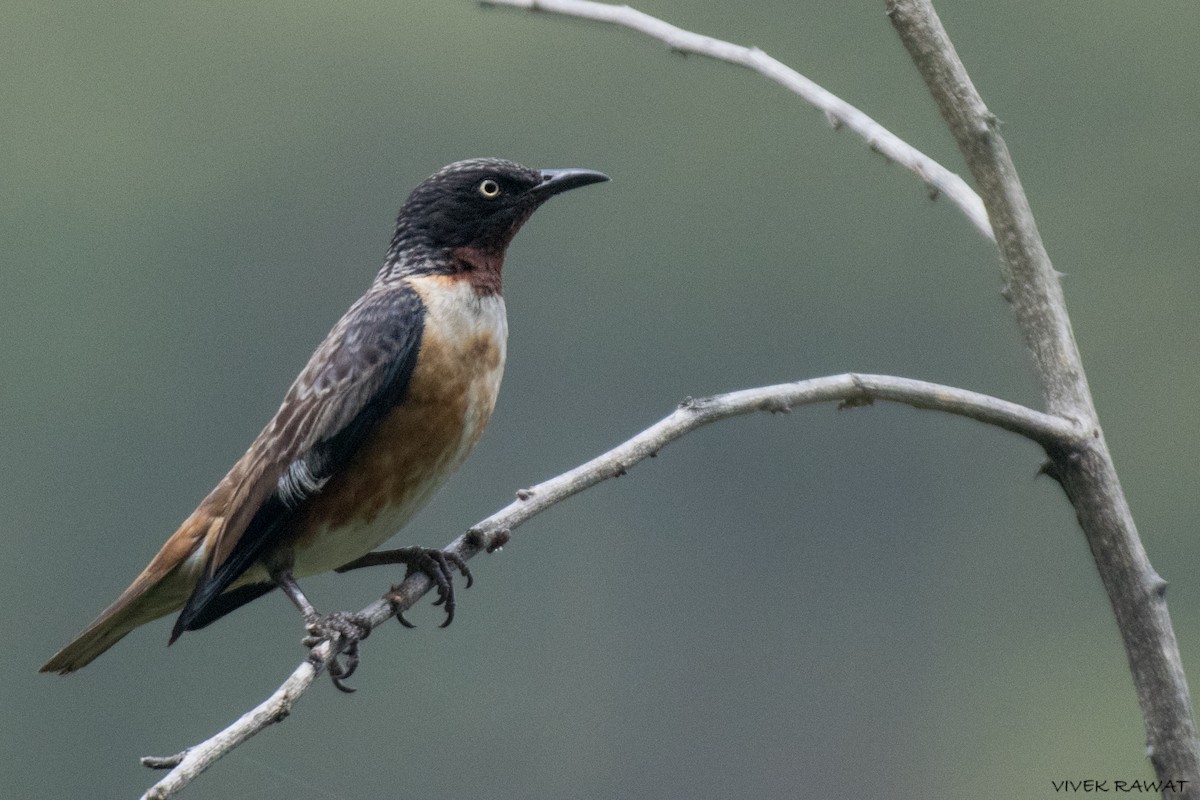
[516,487,535,501]
[837,394,874,410]
[141,752,186,771]
[679,394,716,412]
[1035,459,1065,487]
[839,377,874,410]
[305,648,326,671]
[465,526,487,549]
[465,525,510,553]
[486,529,511,553]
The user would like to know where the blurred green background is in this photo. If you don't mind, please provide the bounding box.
[5,1,1199,797]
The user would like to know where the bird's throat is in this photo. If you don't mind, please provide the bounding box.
[450,245,504,296]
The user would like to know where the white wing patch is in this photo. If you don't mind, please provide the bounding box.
[278,457,328,509]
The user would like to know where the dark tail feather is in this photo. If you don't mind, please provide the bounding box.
[170,582,277,642]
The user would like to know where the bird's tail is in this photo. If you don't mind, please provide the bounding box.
[39,566,192,675]
[39,515,212,675]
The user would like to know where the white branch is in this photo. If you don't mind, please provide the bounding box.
[481,0,994,240]
[470,373,1079,544]
[139,373,1080,798]
[139,660,321,799]
[886,1,1200,791]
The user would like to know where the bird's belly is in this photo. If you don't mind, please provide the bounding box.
[290,282,506,577]
[289,469,445,578]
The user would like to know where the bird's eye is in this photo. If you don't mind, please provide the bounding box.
[478,179,501,198]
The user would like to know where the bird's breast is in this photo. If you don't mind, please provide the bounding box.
[291,277,507,575]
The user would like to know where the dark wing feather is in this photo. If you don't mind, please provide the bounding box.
[181,582,278,631]
[171,283,426,638]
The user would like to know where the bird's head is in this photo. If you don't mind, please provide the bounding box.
[385,158,609,272]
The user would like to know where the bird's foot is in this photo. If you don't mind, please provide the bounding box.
[335,546,473,627]
[384,547,473,628]
[302,611,372,693]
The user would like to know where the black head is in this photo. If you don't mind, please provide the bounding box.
[386,158,609,264]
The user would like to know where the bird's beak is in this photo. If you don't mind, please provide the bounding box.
[531,168,610,199]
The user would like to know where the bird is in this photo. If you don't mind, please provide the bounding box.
[41,158,609,683]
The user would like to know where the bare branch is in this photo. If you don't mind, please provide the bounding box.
[139,373,1075,798]
[139,658,321,799]
[886,1,1200,793]
[469,373,1081,543]
[481,0,994,240]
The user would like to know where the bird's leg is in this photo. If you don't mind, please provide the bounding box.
[273,570,371,693]
[334,547,472,628]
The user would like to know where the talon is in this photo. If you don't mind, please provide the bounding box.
[450,554,473,588]
[328,657,357,692]
[328,640,360,693]
[301,610,372,691]
[335,643,361,681]
[377,546,472,628]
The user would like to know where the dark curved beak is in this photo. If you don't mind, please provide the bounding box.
[531,168,610,199]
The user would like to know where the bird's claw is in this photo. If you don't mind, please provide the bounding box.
[302,611,372,693]
[384,547,473,629]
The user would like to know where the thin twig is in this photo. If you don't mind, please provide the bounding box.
[139,373,1079,798]
[139,659,323,799]
[481,0,994,240]
[886,1,1200,794]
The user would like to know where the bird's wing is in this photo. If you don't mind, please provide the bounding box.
[171,283,427,637]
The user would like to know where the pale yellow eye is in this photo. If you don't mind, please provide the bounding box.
[478,179,501,198]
